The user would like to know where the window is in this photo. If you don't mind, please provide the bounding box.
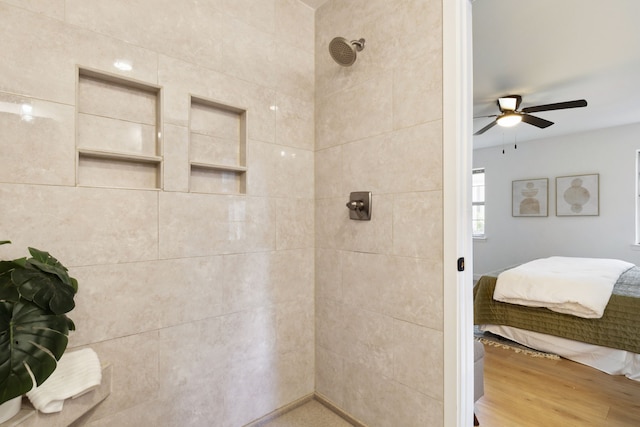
[472,168,485,237]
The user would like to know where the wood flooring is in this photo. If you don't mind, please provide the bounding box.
[475,344,640,426]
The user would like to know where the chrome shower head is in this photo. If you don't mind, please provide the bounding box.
[329,37,365,67]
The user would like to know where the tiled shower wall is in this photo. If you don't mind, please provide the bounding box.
[314,0,445,426]
[0,1,314,426]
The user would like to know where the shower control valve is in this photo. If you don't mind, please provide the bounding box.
[346,200,365,210]
[346,191,372,221]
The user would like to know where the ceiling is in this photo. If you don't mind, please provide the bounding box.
[473,0,640,149]
[303,1,640,149]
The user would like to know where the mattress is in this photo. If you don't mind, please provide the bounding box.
[480,324,640,381]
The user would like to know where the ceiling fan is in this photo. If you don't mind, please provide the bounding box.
[474,95,587,135]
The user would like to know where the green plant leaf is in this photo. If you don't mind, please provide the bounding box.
[11,267,76,315]
[26,248,74,288]
[0,300,70,404]
[0,271,19,302]
[0,241,10,246]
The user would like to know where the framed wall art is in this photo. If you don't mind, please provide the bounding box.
[512,178,548,217]
[556,173,599,216]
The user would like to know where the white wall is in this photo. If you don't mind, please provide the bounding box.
[473,122,640,275]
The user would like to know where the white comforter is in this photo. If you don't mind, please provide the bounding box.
[493,256,634,319]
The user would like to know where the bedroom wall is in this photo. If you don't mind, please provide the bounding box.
[473,122,640,276]
[0,1,314,425]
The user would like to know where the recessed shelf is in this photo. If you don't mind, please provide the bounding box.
[189,95,247,194]
[76,68,162,190]
[189,161,247,173]
[79,148,162,164]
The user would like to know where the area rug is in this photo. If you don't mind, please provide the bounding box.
[474,328,560,360]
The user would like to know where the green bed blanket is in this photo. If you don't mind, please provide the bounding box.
[474,266,640,353]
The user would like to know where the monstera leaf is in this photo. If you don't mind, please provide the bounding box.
[0,300,71,404]
[10,248,77,315]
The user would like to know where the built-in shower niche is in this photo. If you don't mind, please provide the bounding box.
[189,96,247,194]
[76,68,162,189]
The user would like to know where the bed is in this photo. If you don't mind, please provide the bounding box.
[474,257,640,380]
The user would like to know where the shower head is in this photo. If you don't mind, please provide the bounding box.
[329,37,365,67]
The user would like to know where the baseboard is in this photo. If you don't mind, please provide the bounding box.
[244,393,315,427]
[314,393,368,427]
[243,392,369,427]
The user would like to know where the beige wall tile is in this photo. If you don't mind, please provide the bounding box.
[158,55,276,144]
[315,146,343,200]
[158,317,226,397]
[342,358,442,427]
[221,249,313,314]
[190,133,240,166]
[315,346,345,407]
[275,348,315,405]
[246,141,313,198]
[70,261,163,346]
[71,332,160,422]
[341,122,442,195]
[66,0,224,73]
[221,18,277,89]
[315,1,445,425]
[275,0,315,52]
[393,320,444,400]
[77,113,157,155]
[316,73,394,150]
[340,252,442,327]
[155,256,225,328]
[341,307,394,377]
[0,0,64,19]
[315,248,343,301]
[275,92,314,150]
[316,297,346,353]
[0,4,157,106]
[162,124,190,192]
[315,195,393,253]
[0,184,158,266]
[190,101,241,140]
[222,0,275,34]
[393,53,443,130]
[392,191,443,259]
[276,197,314,250]
[276,298,314,355]
[0,92,75,185]
[78,75,157,125]
[78,156,160,189]
[80,398,163,427]
[158,192,276,258]
[221,252,278,312]
[222,355,281,427]
[275,43,315,103]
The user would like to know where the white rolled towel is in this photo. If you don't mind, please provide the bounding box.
[26,348,102,413]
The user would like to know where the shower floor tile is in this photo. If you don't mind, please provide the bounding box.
[259,399,354,427]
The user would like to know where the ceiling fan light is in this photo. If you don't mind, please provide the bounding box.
[498,97,517,111]
[497,113,522,127]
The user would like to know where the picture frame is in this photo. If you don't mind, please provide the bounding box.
[556,173,599,216]
[512,178,548,217]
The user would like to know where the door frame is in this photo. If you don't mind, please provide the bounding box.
[443,0,474,425]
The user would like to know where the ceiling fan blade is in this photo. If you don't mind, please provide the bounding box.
[521,99,587,113]
[521,114,554,128]
[473,114,498,119]
[474,120,498,135]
